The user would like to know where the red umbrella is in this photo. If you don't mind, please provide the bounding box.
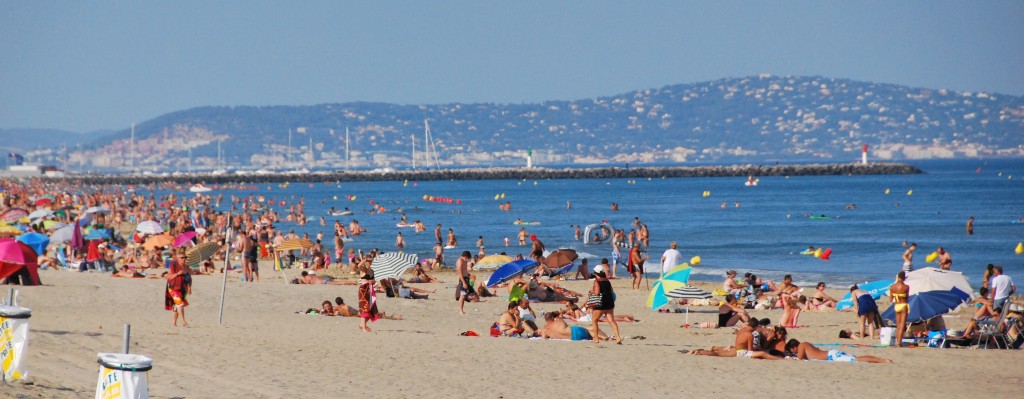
[0,240,40,285]
[34,197,53,207]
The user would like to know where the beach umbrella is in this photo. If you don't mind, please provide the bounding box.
[836,279,891,311]
[0,208,28,224]
[70,221,84,250]
[84,206,111,215]
[486,259,538,288]
[49,224,75,243]
[370,252,419,280]
[542,248,578,268]
[186,242,220,267]
[43,220,64,231]
[881,287,972,324]
[28,209,54,221]
[475,254,512,269]
[550,262,576,277]
[15,233,49,256]
[135,221,164,235]
[143,233,175,250]
[274,238,314,252]
[0,239,27,265]
[903,267,974,297]
[174,231,197,248]
[34,197,53,207]
[84,229,111,241]
[667,286,713,300]
[645,263,694,310]
[0,224,22,238]
[77,213,93,226]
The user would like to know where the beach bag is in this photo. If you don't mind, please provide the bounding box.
[586,293,603,307]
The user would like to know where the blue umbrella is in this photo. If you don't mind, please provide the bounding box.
[16,232,50,256]
[486,259,538,288]
[84,229,111,240]
[836,279,891,310]
[881,287,971,324]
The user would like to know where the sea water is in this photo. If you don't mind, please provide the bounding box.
[178,159,1024,289]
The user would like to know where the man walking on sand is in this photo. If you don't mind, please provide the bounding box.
[456,251,472,315]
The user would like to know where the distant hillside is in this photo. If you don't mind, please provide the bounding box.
[18,75,1024,171]
[0,128,94,159]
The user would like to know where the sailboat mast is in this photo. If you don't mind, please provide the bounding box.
[345,126,350,171]
[412,134,416,170]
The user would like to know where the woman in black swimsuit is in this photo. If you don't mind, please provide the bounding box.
[590,268,622,344]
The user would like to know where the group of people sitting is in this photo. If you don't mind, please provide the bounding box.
[689,317,892,363]
[723,271,840,327]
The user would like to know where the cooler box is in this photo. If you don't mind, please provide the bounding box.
[879,327,897,346]
[0,305,31,381]
[96,353,153,399]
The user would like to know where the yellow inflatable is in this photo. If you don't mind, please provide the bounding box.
[906,190,913,196]
[925,252,939,263]
[884,188,890,194]
[813,248,823,258]
[690,256,701,266]
[1016,242,1023,255]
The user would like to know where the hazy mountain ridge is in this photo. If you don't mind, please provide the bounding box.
[12,75,1024,171]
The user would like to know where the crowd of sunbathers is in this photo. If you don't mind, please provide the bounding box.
[721,271,841,328]
[687,317,892,363]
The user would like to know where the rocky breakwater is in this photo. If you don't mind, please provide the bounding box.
[52,163,922,185]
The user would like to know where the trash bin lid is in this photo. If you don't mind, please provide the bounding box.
[0,305,31,318]
[97,353,153,371]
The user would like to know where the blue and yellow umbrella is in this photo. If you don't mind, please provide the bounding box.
[645,263,693,310]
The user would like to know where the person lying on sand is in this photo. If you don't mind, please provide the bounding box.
[407,264,439,283]
[297,271,357,285]
[112,266,144,278]
[380,278,433,299]
[539,311,607,341]
[786,340,892,363]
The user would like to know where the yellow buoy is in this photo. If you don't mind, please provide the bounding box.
[813,248,823,258]
[925,252,939,263]
[690,256,701,265]
[494,194,500,200]
[1016,242,1023,255]
[501,193,505,199]
[332,195,338,200]
[884,188,890,194]
[906,190,913,196]
[423,195,429,200]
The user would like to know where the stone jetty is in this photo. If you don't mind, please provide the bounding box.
[47,163,922,185]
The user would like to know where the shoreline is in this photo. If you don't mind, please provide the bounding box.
[40,162,922,185]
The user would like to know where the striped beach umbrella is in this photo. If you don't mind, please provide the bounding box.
[274,238,314,252]
[0,208,28,224]
[186,242,220,267]
[370,252,419,280]
[666,286,713,300]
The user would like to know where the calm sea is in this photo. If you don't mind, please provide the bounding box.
[174,159,1024,289]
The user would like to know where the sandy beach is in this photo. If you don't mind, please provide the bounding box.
[4,260,1021,399]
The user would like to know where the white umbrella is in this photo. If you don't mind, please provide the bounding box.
[370,252,419,280]
[84,206,112,215]
[135,221,164,235]
[50,225,75,244]
[904,267,975,298]
[28,209,54,221]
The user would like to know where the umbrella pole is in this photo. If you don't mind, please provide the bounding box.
[217,216,232,325]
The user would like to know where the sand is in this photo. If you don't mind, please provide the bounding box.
[3,263,1021,399]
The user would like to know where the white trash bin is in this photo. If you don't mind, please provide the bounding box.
[95,353,152,399]
[0,305,31,381]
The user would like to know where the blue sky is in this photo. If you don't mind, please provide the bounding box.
[1,1,1021,132]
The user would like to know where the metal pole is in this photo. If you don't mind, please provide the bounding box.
[217,214,232,324]
[122,324,131,354]
[6,288,12,306]
[11,290,17,306]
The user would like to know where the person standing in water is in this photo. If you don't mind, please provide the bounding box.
[901,243,916,273]
[966,216,974,235]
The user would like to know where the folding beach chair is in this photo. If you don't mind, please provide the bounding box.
[977,300,1012,349]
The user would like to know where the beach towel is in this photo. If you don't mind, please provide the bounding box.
[358,280,380,322]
